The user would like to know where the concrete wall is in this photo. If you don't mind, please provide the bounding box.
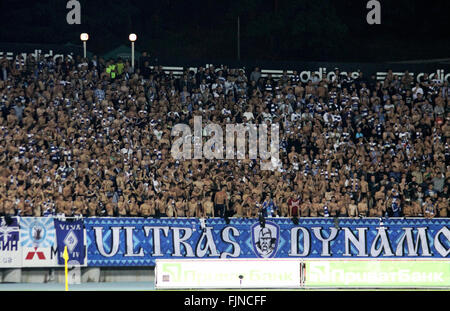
[0,268,155,283]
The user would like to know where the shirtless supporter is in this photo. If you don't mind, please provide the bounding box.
[214,187,228,218]
[0,55,447,219]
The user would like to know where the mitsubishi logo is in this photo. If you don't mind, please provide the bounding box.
[25,247,46,260]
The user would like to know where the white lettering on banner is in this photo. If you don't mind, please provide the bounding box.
[398,270,410,282]
[143,226,169,256]
[411,272,421,282]
[172,227,195,257]
[433,273,444,282]
[424,272,433,283]
[343,227,369,257]
[357,271,440,284]
[93,226,120,257]
[311,227,339,256]
[195,227,220,257]
[58,223,82,231]
[345,271,358,284]
[220,226,241,258]
[370,227,394,257]
[124,226,144,257]
[260,67,450,83]
[87,223,449,262]
[414,71,450,83]
[152,65,450,84]
[0,214,19,265]
[375,70,450,83]
[263,68,361,83]
[395,227,431,257]
[309,265,447,285]
[299,71,311,82]
[332,269,344,283]
[0,50,71,62]
[416,73,426,83]
[367,272,378,283]
[434,226,450,257]
[445,73,450,83]
[289,227,310,256]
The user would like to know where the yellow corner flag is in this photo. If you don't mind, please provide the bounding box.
[63,246,69,291]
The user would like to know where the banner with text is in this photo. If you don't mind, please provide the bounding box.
[19,217,57,267]
[54,219,86,266]
[0,217,22,267]
[305,260,450,288]
[84,218,450,266]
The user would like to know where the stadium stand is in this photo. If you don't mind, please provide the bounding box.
[0,54,448,219]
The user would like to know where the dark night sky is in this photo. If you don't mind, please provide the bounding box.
[0,0,449,62]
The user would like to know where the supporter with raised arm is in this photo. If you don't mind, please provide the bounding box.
[0,53,447,219]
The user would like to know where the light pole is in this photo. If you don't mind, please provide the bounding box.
[80,33,89,59]
[237,16,240,61]
[129,33,137,70]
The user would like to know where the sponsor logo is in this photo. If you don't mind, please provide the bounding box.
[25,247,46,260]
[20,217,55,261]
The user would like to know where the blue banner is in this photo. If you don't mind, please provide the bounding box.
[0,217,21,267]
[84,218,450,266]
[54,219,85,265]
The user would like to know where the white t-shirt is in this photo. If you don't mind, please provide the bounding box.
[412,86,423,99]
[243,111,254,121]
[153,129,163,140]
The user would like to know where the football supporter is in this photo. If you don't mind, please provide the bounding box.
[0,54,448,219]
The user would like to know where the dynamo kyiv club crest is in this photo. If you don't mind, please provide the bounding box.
[251,220,280,258]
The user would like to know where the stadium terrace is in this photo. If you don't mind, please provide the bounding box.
[0,53,448,221]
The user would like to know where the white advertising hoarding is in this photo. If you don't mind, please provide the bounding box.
[155,259,302,289]
[20,217,58,267]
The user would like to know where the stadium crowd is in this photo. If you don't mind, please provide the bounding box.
[0,53,448,219]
